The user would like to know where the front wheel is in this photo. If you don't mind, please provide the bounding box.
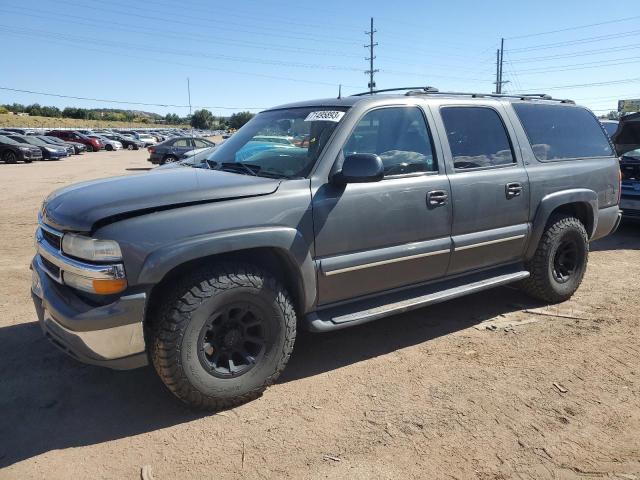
[520,214,588,303]
[149,264,297,410]
[127,144,134,150]
[3,151,18,164]
[85,145,94,152]
[105,144,113,151]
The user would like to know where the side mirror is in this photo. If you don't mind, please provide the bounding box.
[333,153,384,185]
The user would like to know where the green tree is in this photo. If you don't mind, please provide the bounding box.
[606,110,621,120]
[228,111,254,129]
[165,113,181,124]
[190,109,214,129]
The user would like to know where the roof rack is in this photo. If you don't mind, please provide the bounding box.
[351,86,575,104]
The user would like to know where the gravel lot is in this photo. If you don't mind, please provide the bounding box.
[1,149,639,480]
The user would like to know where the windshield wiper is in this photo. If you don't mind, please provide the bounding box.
[219,162,259,176]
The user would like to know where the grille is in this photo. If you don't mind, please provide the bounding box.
[41,256,61,278]
[42,228,62,250]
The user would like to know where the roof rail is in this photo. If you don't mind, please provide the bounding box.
[351,86,575,104]
[351,86,440,96]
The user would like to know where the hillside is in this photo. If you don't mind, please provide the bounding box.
[0,114,187,129]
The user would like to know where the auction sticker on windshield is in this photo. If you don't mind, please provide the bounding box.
[304,111,345,122]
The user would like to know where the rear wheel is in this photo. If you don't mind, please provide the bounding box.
[520,214,588,303]
[162,155,178,165]
[3,151,18,164]
[149,264,297,410]
[85,145,94,152]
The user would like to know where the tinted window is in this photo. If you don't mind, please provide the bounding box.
[194,139,211,148]
[174,139,190,147]
[343,107,436,176]
[441,107,514,170]
[513,104,614,160]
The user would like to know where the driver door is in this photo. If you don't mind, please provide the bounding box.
[312,106,453,305]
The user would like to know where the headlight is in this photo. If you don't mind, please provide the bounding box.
[19,146,30,151]
[45,147,57,152]
[61,233,122,262]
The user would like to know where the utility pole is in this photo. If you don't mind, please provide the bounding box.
[494,38,509,94]
[187,77,192,132]
[365,17,378,93]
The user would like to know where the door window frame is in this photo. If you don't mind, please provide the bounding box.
[337,104,443,179]
[437,104,520,174]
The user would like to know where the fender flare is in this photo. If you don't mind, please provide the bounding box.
[525,189,598,259]
[138,226,317,310]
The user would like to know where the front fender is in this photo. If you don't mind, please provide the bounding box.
[137,226,317,310]
[525,189,598,259]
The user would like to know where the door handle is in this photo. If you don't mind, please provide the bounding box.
[505,182,523,199]
[427,190,448,206]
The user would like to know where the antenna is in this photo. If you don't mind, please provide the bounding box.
[338,84,342,99]
[365,17,379,94]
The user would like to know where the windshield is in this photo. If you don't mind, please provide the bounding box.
[205,107,348,178]
[0,135,19,144]
[20,136,47,146]
[624,148,640,159]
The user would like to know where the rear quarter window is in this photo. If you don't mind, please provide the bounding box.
[513,103,614,161]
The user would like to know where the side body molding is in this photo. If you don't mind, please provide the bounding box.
[525,188,598,260]
[137,226,317,310]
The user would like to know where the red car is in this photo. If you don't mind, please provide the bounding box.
[45,130,103,152]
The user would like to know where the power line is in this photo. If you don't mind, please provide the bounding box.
[508,43,640,64]
[507,14,640,40]
[511,55,640,75]
[513,77,640,92]
[508,29,640,53]
[0,86,268,110]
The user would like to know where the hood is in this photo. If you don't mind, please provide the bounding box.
[612,112,640,156]
[42,168,281,232]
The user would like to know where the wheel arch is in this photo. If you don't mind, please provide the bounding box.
[525,189,598,260]
[140,227,316,325]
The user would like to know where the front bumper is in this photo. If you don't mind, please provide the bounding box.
[32,225,148,370]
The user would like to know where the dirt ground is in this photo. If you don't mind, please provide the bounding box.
[0,149,639,480]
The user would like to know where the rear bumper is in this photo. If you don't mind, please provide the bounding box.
[592,205,622,240]
[31,256,148,370]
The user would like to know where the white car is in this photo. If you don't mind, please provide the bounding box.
[90,135,122,151]
[136,134,158,147]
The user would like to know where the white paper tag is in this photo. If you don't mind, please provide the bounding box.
[304,110,345,122]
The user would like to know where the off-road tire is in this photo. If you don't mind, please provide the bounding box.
[520,214,588,303]
[149,264,297,410]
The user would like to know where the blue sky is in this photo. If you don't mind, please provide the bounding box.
[1,0,639,117]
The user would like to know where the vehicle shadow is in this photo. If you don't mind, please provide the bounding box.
[590,219,640,252]
[0,287,541,468]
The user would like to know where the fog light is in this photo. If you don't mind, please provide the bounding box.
[64,271,127,295]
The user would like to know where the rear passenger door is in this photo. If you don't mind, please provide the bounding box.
[432,104,530,274]
[172,138,194,155]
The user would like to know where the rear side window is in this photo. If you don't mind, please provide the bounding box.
[440,107,514,170]
[513,103,614,161]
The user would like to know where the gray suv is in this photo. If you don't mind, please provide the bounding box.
[148,136,216,165]
[31,88,623,410]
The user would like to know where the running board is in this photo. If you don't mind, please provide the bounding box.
[306,266,530,332]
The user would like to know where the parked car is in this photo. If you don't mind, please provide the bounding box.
[156,146,217,170]
[0,135,42,163]
[2,128,35,135]
[607,114,640,219]
[88,135,122,151]
[37,136,75,156]
[46,130,103,152]
[32,89,621,410]
[6,135,68,160]
[39,135,87,154]
[102,134,144,150]
[147,136,215,164]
